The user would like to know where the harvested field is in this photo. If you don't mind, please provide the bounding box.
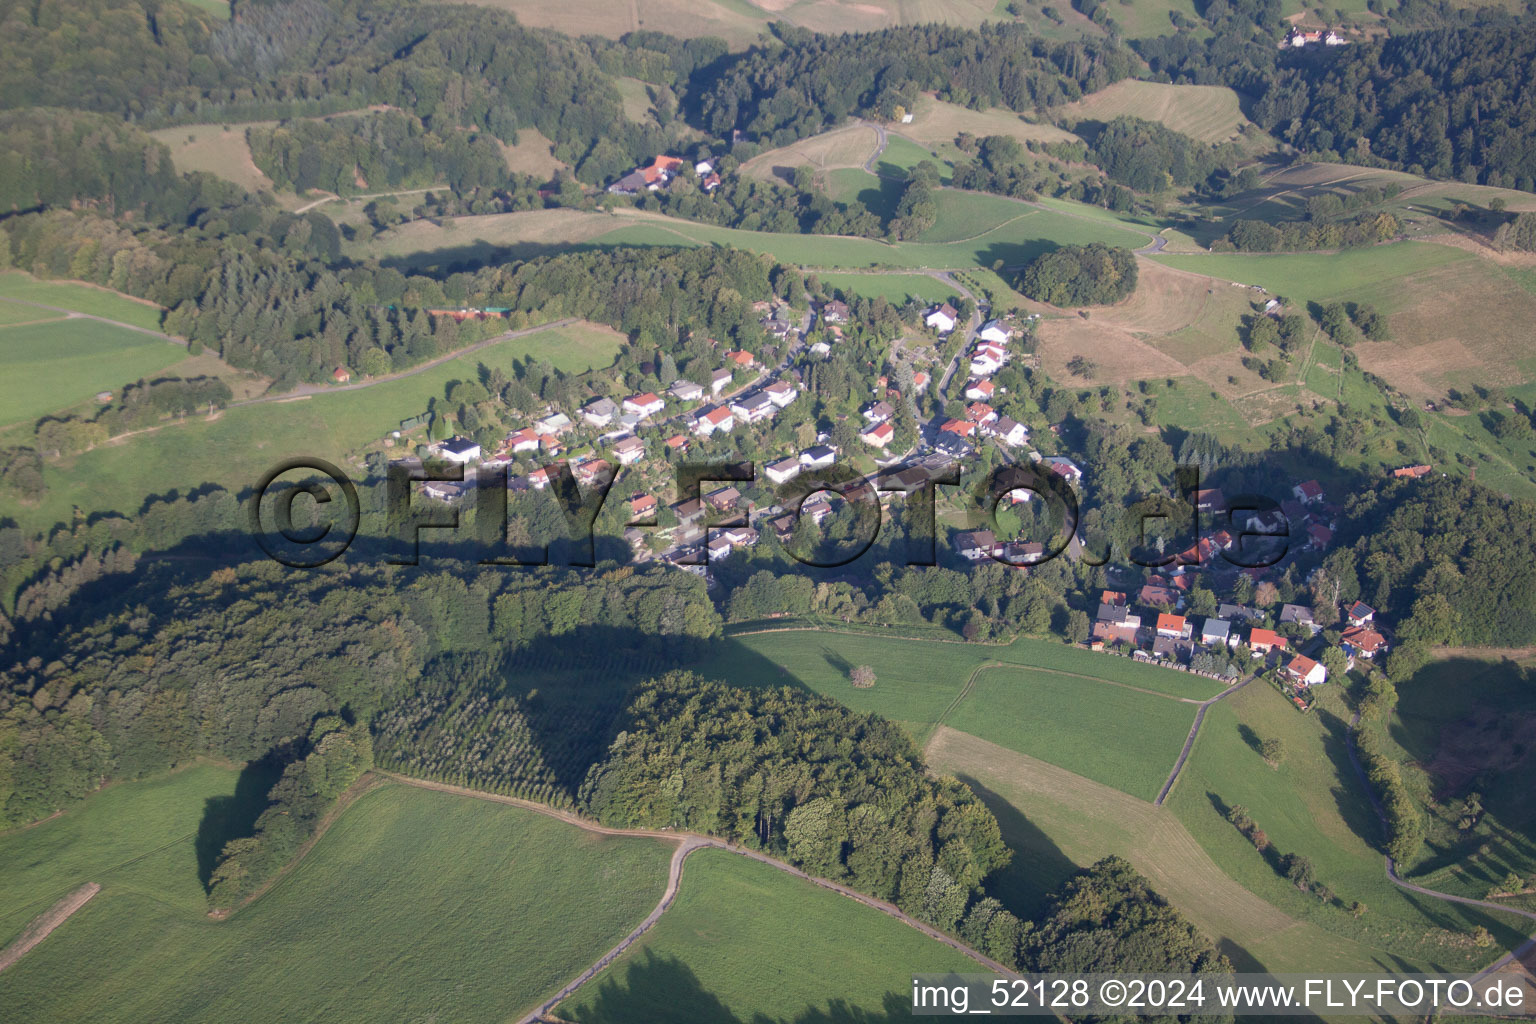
[498,129,566,178]
[149,124,275,195]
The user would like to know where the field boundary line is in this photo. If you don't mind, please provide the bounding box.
[1154,675,1256,806]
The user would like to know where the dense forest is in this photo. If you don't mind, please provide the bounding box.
[246,111,512,195]
[1256,20,1536,190]
[1333,477,1536,652]
[695,22,1136,145]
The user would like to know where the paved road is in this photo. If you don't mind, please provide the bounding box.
[1137,234,1169,254]
[861,121,890,174]
[374,773,1013,1024]
[1154,674,1258,806]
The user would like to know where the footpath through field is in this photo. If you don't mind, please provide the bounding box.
[368,772,1014,1024]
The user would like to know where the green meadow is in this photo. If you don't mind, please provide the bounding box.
[560,847,977,1023]
[0,318,186,427]
[0,273,167,331]
[0,770,671,1024]
[4,320,623,533]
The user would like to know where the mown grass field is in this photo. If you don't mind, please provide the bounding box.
[943,665,1196,801]
[897,95,1079,160]
[1166,682,1531,972]
[1056,80,1255,145]
[1,320,624,533]
[0,318,186,428]
[815,271,955,304]
[559,847,979,1023]
[0,772,672,1024]
[584,202,1145,272]
[0,273,167,331]
[698,627,1216,778]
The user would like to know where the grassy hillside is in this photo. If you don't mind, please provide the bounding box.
[1,320,624,533]
[1056,80,1257,145]
[0,273,167,331]
[558,847,978,1023]
[1166,682,1531,972]
[0,318,186,428]
[0,772,672,1023]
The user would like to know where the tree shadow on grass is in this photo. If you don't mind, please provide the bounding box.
[953,775,1077,922]
[567,949,914,1024]
[194,756,282,891]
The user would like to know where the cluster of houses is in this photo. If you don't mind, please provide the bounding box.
[1089,590,1388,696]
[608,155,722,196]
[1286,26,1349,46]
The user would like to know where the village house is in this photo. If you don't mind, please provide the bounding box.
[1248,627,1287,655]
[765,457,802,485]
[730,392,776,424]
[800,445,837,470]
[821,299,850,324]
[763,380,797,408]
[977,319,1011,345]
[664,434,690,454]
[1201,618,1232,646]
[693,405,735,436]
[610,435,646,466]
[581,397,619,426]
[954,529,999,562]
[1393,464,1432,479]
[724,350,757,370]
[526,467,551,491]
[1156,613,1189,640]
[1042,456,1083,484]
[1293,479,1325,504]
[991,417,1029,447]
[711,368,734,395]
[669,379,704,402]
[925,303,959,334]
[507,428,540,454]
[1219,603,1257,623]
[630,494,658,519]
[332,366,351,384]
[1194,488,1226,514]
[860,421,895,449]
[623,393,666,418]
[966,402,998,427]
[940,418,976,438]
[534,411,572,435]
[964,379,995,401]
[1342,625,1387,660]
[1139,583,1178,608]
[863,400,895,424]
[438,437,482,464]
[1283,654,1327,687]
[969,344,1007,377]
[1307,522,1333,550]
[1346,601,1376,627]
[1279,603,1314,628]
[799,497,835,526]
